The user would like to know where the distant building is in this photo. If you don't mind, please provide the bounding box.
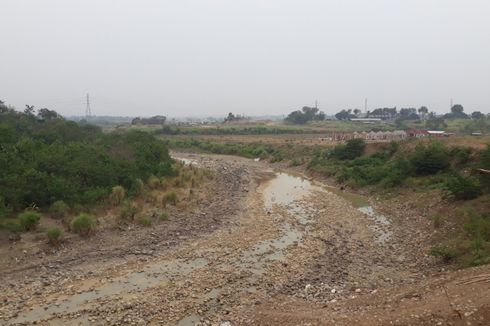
[407,129,429,138]
[427,130,446,137]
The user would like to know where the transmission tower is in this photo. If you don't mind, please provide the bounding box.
[85,93,92,118]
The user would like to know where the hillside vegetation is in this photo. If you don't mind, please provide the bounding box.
[0,105,174,215]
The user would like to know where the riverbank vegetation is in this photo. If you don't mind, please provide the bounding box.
[167,134,490,267]
[0,105,211,243]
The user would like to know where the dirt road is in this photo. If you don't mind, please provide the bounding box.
[1,154,489,325]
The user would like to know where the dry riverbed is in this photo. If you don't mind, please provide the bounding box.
[1,154,489,325]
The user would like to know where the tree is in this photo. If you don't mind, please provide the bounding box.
[399,108,419,120]
[285,106,325,124]
[225,112,235,122]
[471,111,485,120]
[446,104,469,119]
[418,106,428,120]
[38,108,62,121]
[353,109,361,116]
[426,117,447,130]
[335,109,355,121]
[0,100,10,113]
[24,105,35,116]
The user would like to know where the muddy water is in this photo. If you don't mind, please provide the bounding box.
[262,172,321,208]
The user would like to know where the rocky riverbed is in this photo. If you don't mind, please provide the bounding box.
[1,153,489,325]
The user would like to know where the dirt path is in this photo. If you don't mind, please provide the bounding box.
[1,154,489,325]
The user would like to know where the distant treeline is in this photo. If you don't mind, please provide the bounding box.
[0,102,174,214]
[154,125,325,135]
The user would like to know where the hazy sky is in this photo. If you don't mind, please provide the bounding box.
[1,0,489,117]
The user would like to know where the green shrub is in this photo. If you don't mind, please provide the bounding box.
[445,175,481,200]
[132,178,145,196]
[410,142,449,175]
[46,227,63,245]
[110,186,126,205]
[18,211,41,231]
[330,139,366,160]
[119,201,141,221]
[429,245,458,262]
[463,208,490,242]
[50,200,69,219]
[71,213,95,236]
[159,212,169,221]
[137,216,152,227]
[162,191,178,206]
[81,188,108,205]
[147,175,161,189]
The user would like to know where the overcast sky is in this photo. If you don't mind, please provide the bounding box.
[1,0,489,117]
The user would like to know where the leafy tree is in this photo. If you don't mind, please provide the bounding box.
[286,106,325,124]
[418,106,428,119]
[335,109,355,121]
[399,108,420,120]
[24,105,35,116]
[445,104,469,119]
[471,111,485,120]
[37,108,61,121]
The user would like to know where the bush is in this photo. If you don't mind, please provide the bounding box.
[71,213,95,236]
[132,178,145,196]
[137,216,152,227]
[159,212,169,221]
[410,143,449,175]
[162,191,178,206]
[330,139,366,160]
[110,186,126,205]
[445,175,481,200]
[119,200,140,221]
[430,245,458,262]
[463,208,490,242]
[46,227,63,245]
[147,175,160,189]
[50,200,69,219]
[18,211,41,231]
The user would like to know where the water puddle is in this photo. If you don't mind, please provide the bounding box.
[262,172,320,208]
[12,258,209,324]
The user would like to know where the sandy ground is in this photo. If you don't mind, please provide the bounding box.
[1,153,489,325]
